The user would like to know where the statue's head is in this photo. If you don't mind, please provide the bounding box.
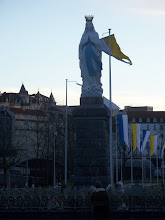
[85,21,94,32]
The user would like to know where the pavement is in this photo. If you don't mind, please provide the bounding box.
[1,217,165,220]
[1,210,165,219]
[0,217,164,220]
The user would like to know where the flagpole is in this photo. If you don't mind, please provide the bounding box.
[163,154,164,184]
[53,128,57,187]
[157,151,158,185]
[121,149,123,183]
[109,28,113,185]
[65,79,68,186]
[150,147,151,185]
[131,143,133,185]
[116,115,118,183]
[64,79,79,186]
[142,147,144,186]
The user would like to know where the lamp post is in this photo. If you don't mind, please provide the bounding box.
[65,79,80,186]
[53,128,57,187]
[24,121,29,188]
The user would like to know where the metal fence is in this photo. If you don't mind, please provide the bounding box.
[0,185,165,211]
[0,186,91,210]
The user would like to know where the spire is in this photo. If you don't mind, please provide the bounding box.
[19,83,28,95]
[49,92,56,105]
[36,91,40,96]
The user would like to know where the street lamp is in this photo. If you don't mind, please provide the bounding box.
[24,121,29,188]
[65,79,81,185]
[53,128,57,187]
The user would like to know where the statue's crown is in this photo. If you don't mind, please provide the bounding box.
[85,15,94,21]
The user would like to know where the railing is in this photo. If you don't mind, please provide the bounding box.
[109,185,165,211]
[0,185,165,211]
[0,187,91,210]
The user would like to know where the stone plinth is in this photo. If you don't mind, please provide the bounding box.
[72,97,110,187]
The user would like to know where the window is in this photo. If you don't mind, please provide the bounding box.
[153,117,157,122]
[139,117,142,122]
[160,118,163,123]
[147,125,149,130]
[154,125,156,130]
[160,125,163,131]
[147,118,150,123]
[132,118,135,122]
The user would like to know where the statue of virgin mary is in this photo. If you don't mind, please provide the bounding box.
[79,16,103,97]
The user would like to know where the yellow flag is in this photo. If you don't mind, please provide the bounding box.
[102,34,132,65]
[132,123,137,152]
[151,135,154,156]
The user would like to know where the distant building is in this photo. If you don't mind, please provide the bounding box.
[126,108,165,156]
[0,107,13,151]
[117,106,165,180]
[124,106,153,112]
[0,85,75,186]
[0,107,13,187]
[0,84,56,110]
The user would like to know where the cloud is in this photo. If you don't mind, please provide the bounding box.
[128,7,165,17]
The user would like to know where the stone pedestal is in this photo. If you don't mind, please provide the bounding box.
[72,97,110,187]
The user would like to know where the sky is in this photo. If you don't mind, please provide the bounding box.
[0,0,165,110]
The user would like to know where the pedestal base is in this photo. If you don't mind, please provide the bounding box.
[72,97,110,187]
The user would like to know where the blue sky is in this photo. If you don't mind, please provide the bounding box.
[0,0,165,110]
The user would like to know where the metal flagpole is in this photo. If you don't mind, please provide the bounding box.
[150,146,152,185]
[25,121,29,188]
[109,29,113,186]
[54,128,57,187]
[142,147,144,186]
[131,143,133,185]
[163,154,164,184]
[121,149,123,182]
[157,151,158,185]
[64,79,79,186]
[116,116,118,183]
[54,132,56,187]
[161,138,164,184]
[65,79,68,185]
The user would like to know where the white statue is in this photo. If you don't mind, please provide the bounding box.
[79,16,103,97]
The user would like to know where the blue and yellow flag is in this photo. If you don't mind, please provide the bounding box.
[141,130,150,152]
[100,34,132,65]
[117,114,128,147]
[160,143,165,159]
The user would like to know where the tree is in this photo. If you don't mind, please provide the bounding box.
[43,107,75,186]
[0,108,23,188]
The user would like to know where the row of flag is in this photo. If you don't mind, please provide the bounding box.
[117,114,165,158]
[101,28,164,159]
